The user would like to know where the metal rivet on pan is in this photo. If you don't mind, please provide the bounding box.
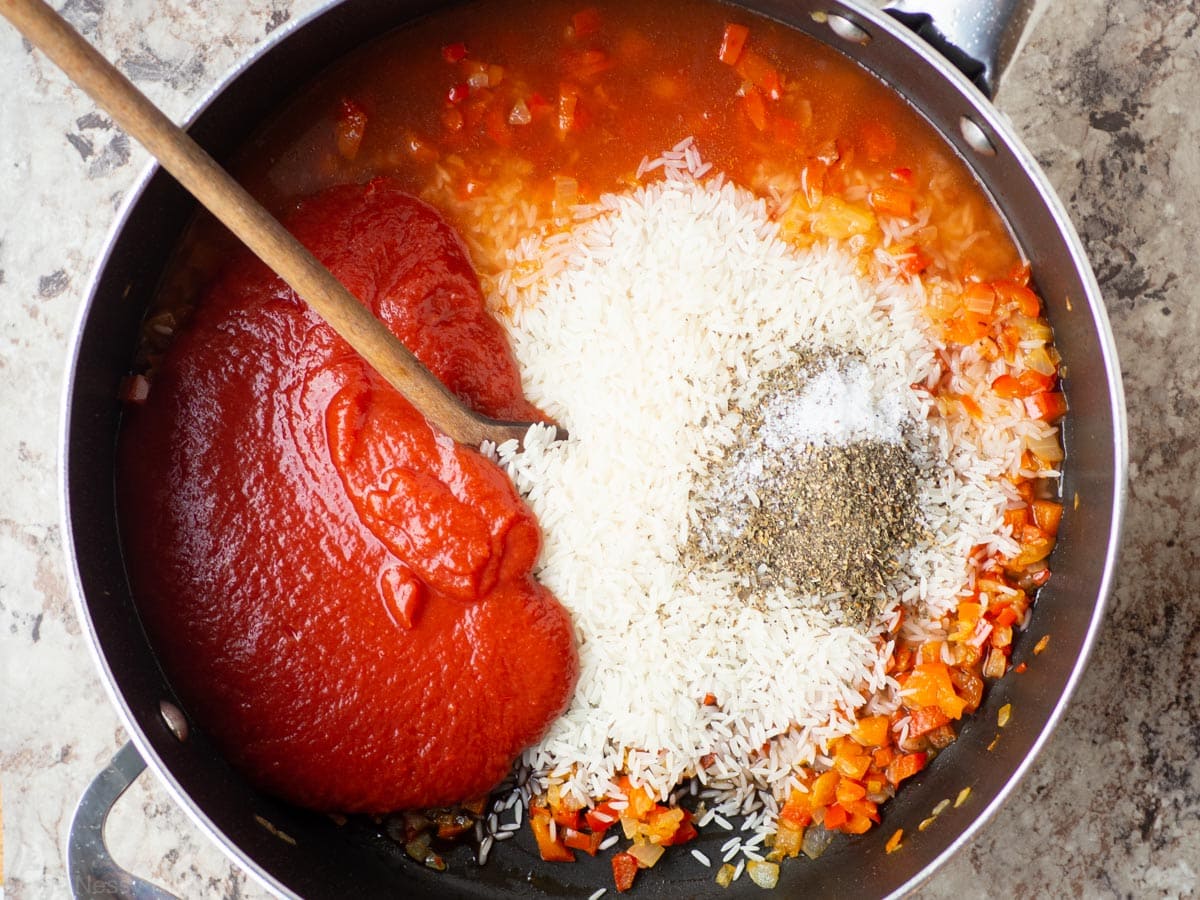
[826,14,871,46]
[960,116,998,156]
[159,700,189,742]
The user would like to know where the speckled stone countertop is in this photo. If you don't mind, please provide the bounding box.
[0,0,1195,897]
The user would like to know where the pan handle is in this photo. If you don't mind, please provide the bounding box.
[68,741,181,899]
[882,0,1036,98]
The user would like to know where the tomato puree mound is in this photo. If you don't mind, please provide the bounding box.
[118,179,578,814]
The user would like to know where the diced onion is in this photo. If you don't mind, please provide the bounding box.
[1024,345,1056,376]
[1025,429,1064,463]
[628,840,665,868]
[801,824,834,860]
[508,100,532,125]
[747,860,780,889]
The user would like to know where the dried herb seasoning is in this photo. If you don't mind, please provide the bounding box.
[687,351,928,624]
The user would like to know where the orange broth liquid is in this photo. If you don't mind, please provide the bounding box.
[224,0,1018,285]
[146,0,1026,349]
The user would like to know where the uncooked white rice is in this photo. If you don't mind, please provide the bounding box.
[482,141,1057,850]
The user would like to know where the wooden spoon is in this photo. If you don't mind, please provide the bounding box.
[1,0,557,448]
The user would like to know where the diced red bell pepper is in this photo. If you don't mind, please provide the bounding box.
[612,852,638,892]
[530,808,575,862]
[994,279,1042,316]
[741,87,767,131]
[907,704,951,737]
[885,752,928,787]
[869,186,915,218]
[661,810,698,846]
[1027,391,1067,422]
[562,827,604,856]
[735,48,781,99]
[718,22,750,66]
[585,802,620,834]
[1032,500,1063,536]
[551,806,583,831]
[823,803,849,830]
[1017,369,1056,395]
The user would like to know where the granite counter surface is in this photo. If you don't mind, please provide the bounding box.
[0,0,1196,896]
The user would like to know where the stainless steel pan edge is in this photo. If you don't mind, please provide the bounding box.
[59,0,1127,897]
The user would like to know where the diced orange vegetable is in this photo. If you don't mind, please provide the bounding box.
[885,752,928,787]
[944,312,990,345]
[885,828,904,853]
[994,279,1042,316]
[531,807,575,862]
[993,605,1018,628]
[959,394,983,420]
[1032,500,1063,536]
[1027,391,1067,422]
[1003,506,1030,530]
[869,186,915,218]
[661,810,698,846]
[835,778,867,805]
[626,784,655,819]
[810,770,839,807]
[823,803,849,830]
[962,282,996,317]
[902,663,967,719]
[843,811,874,834]
[735,49,782,99]
[813,196,877,240]
[1018,370,1056,395]
[741,87,767,131]
[834,751,871,781]
[563,827,603,856]
[899,245,932,275]
[851,715,890,747]
[991,374,1022,398]
[643,806,685,844]
[779,791,813,828]
[612,851,638,892]
[872,746,896,769]
[718,22,750,66]
[907,705,951,737]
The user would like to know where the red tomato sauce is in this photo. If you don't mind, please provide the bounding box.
[118,179,578,813]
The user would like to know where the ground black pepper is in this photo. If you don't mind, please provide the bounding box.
[687,352,927,625]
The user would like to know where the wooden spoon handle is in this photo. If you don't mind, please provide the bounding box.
[1,0,517,447]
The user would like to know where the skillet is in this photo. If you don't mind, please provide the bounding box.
[60,0,1127,896]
